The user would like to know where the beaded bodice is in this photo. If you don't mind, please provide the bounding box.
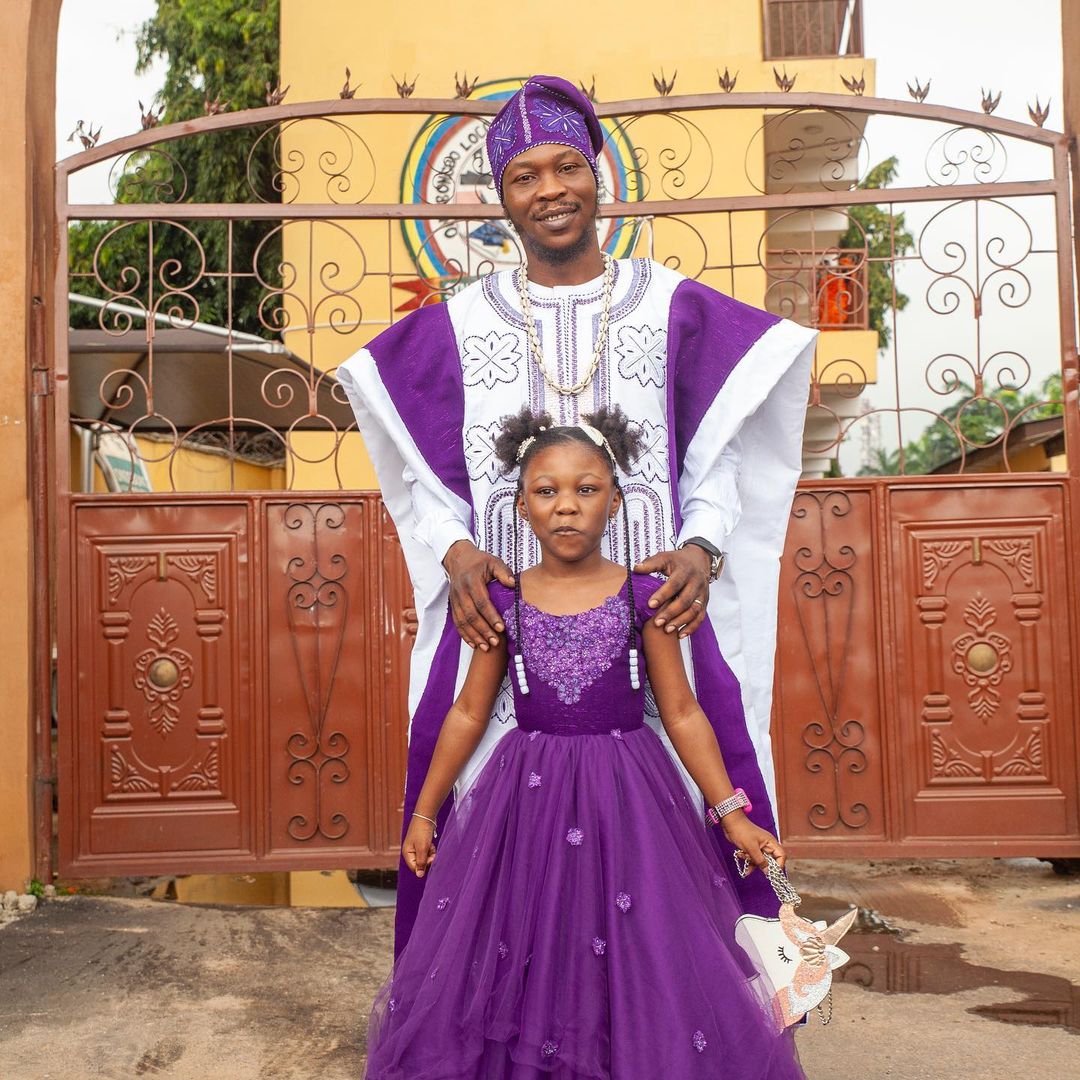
[488,574,663,735]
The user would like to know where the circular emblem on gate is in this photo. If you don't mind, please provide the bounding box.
[965,642,999,674]
[400,78,641,294]
[149,657,181,689]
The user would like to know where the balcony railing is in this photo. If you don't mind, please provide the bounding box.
[764,248,869,331]
[763,0,864,59]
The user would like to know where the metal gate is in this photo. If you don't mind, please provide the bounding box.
[51,90,1080,874]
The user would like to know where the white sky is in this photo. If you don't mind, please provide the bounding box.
[56,0,1068,467]
[57,0,164,204]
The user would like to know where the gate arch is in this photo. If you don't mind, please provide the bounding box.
[52,90,1080,874]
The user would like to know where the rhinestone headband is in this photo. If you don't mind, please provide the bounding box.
[514,424,617,467]
[577,423,618,467]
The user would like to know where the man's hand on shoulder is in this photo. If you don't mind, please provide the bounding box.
[633,545,711,639]
[443,540,516,651]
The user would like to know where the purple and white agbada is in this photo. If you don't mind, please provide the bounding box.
[336,256,817,957]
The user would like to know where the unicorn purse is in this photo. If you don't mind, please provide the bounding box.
[733,852,858,1029]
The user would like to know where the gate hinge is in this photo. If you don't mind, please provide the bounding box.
[31,368,52,397]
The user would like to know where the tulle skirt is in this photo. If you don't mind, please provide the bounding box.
[363,723,806,1079]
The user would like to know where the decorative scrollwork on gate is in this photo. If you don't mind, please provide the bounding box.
[790,491,870,831]
[744,107,869,195]
[283,502,351,842]
[108,147,190,204]
[61,94,1071,493]
[247,117,378,204]
[925,125,1008,187]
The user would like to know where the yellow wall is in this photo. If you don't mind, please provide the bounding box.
[0,0,58,892]
[279,0,876,489]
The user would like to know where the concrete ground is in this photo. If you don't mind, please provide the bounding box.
[0,858,1076,1078]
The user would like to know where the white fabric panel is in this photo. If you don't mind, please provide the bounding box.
[676,433,743,550]
[404,464,474,565]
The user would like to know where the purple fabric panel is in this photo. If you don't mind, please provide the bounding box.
[394,609,465,958]
[689,618,780,919]
[668,277,780,477]
[366,302,471,509]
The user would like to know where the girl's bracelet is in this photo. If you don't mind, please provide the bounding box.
[412,811,438,839]
[705,788,752,827]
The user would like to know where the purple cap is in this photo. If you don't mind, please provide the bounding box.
[485,75,604,200]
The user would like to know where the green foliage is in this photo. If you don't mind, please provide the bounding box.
[858,373,1065,476]
[837,156,915,350]
[68,1,281,334]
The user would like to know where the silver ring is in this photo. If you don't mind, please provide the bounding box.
[692,598,704,608]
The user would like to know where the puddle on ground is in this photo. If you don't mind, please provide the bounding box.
[801,896,1080,1035]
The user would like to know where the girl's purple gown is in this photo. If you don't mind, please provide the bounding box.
[363,574,806,1079]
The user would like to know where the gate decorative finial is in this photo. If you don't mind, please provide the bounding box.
[840,71,865,96]
[717,67,738,93]
[455,72,479,99]
[138,101,163,131]
[265,81,289,106]
[1028,97,1050,128]
[773,66,797,93]
[204,93,229,116]
[652,68,677,96]
[980,88,1002,115]
[394,74,418,99]
[340,67,359,100]
[67,120,101,149]
[907,78,930,102]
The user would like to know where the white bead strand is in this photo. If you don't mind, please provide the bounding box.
[513,652,531,695]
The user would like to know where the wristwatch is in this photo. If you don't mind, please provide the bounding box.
[679,536,726,581]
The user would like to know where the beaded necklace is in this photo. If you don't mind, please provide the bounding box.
[516,253,616,398]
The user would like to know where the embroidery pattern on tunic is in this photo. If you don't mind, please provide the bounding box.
[461,330,522,389]
[464,421,505,483]
[614,323,667,387]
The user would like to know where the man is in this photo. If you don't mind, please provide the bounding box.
[337,75,817,956]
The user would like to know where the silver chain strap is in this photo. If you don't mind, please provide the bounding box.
[816,989,834,1025]
[733,849,802,907]
[516,253,616,397]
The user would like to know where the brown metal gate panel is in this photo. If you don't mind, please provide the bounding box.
[63,501,255,869]
[775,479,1079,857]
[59,494,414,875]
[890,482,1078,844]
[773,486,889,846]
[263,498,412,862]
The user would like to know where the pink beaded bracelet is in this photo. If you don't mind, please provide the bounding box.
[705,787,752,827]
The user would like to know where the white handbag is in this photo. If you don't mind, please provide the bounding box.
[733,852,858,1029]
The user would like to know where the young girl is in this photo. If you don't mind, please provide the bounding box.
[363,407,806,1079]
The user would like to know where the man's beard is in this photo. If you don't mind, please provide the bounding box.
[519,214,600,267]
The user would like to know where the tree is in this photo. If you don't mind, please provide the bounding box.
[837,157,915,350]
[68,1,281,335]
[858,373,1064,476]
